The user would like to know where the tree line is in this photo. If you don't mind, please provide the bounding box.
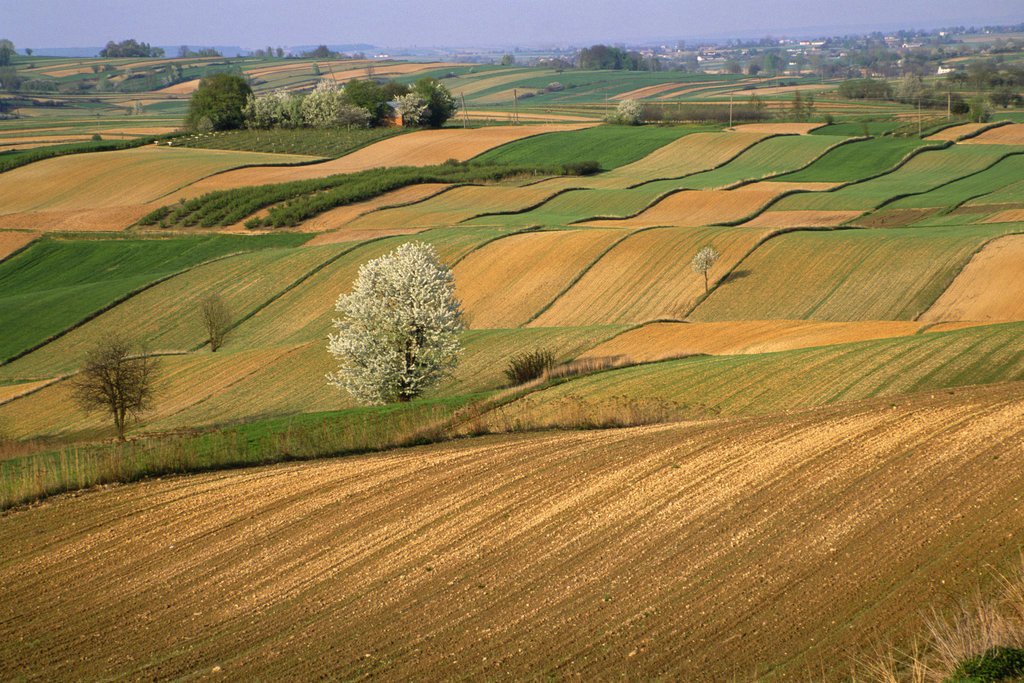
[185,73,458,132]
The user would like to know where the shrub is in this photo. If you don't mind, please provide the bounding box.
[609,98,643,125]
[951,646,1024,682]
[91,133,102,141]
[504,349,555,385]
[562,160,601,175]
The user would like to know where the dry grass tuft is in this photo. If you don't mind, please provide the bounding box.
[859,559,1024,681]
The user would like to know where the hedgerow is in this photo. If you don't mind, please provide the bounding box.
[141,160,600,229]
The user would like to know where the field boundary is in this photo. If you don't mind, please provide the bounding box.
[682,225,864,318]
[0,231,40,266]
[521,226,663,326]
[863,149,1024,217]
[914,229,1024,322]
[723,140,953,226]
[188,241,383,351]
[1,251,247,368]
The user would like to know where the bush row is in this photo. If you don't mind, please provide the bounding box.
[141,160,601,229]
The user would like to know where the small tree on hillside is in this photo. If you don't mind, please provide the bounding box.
[71,338,158,441]
[327,242,464,405]
[200,293,232,352]
[186,73,252,131]
[691,245,721,294]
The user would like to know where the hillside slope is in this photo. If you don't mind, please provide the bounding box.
[2,383,1023,680]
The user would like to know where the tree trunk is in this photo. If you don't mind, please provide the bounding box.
[704,271,709,294]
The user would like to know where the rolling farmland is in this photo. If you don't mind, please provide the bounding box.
[0,234,307,363]
[691,225,1010,321]
[3,383,1024,680]
[3,43,1024,680]
[499,321,1024,420]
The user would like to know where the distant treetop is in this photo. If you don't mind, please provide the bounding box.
[100,39,164,59]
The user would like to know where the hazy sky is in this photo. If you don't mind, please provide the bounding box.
[5,0,1022,48]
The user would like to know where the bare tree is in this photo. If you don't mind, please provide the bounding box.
[71,338,158,441]
[200,293,232,352]
[691,245,721,294]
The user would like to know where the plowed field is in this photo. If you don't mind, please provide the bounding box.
[0,232,38,261]
[921,234,1024,322]
[453,229,624,327]
[3,383,1024,680]
[692,226,1008,322]
[168,125,592,199]
[960,123,1024,145]
[530,226,768,326]
[0,146,317,215]
[580,320,924,361]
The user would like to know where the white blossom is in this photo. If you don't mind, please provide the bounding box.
[327,242,465,405]
[393,93,429,126]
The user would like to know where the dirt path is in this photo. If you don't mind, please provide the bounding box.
[2,383,1023,680]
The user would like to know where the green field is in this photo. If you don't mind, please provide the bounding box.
[676,133,845,189]
[474,125,710,169]
[887,153,1024,210]
[503,321,1024,419]
[775,136,930,182]
[0,234,309,363]
[774,143,1013,211]
[692,225,1012,321]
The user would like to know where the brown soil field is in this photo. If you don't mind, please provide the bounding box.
[345,183,563,230]
[0,378,54,405]
[926,122,993,141]
[729,122,824,135]
[983,208,1024,223]
[0,231,39,260]
[530,226,768,326]
[741,209,861,228]
[0,346,299,439]
[153,79,201,94]
[3,383,1023,680]
[0,146,318,215]
[960,123,1024,145]
[612,82,691,100]
[167,124,592,200]
[716,82,832,96]
[920,234,1024,322]
[600,131,768,186]
[0,206,152,232]
[0,246,344,383]
[923,320,992,334]
[444,69,543,97]
[453,229,625,328]
[580,320,925,361]
[322,62,460,85]
[581,185,804,229]
[655,81,730,100]
[294,183,452,233]
[96,127,181,136]
[464,110,599,122]
[0,134,94,147]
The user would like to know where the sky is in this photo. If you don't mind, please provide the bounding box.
[4,0,1023,48]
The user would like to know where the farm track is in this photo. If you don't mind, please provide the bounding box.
[3,383,1024,680]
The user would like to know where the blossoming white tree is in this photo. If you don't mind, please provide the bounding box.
[612,98,643,125]
[327,242,465,405]
[691,245,721,294]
